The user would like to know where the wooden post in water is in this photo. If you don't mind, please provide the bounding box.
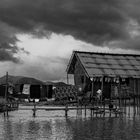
[134,79,136,116]
[119,97,120,108]
[136,79,139,114]
[33,99,36,117]
[92,107,94,117]
[101,76,104,102]
[84,105,86,117]
[90,77,94,117]
[128,97,130,117]
[65,104,68,117]
[4,72,8,117]
[91,77,94,104]
[118,77,121,109]
[103,101,105,117]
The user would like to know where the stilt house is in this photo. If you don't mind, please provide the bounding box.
[66,51,140,99]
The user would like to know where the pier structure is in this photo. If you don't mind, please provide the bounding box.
[12,100,124,118]
[66,51,140,116]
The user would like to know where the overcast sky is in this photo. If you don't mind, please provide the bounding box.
[0,0,140,83]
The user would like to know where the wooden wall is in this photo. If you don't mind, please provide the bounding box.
[74,59,90,92]
[130,78,140,96]
[110,78,140,98]
[73,57,140,98]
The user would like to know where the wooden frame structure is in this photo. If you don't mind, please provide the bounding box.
[66,51,140,101]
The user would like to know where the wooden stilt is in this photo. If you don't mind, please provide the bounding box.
[109,109,111,117]
[4,72,8,117]
[118,77,121,110]
[128,98,130,117]
[92,108,94,117]
[124,98,127,115]
[125,100,127,116]
[91,77,94,104]
[4,111,5,117]
[33,100,36,117]
[95,109,97,117]
[137,97,139,115]
[138,96,140,115]
[115,110,117,117]
[6,105,8,116]
[33,108,36,117]
[84,105,86,117]
[133,79,136,116]
[90,108,92,117]
[119,98,120,108]
[101,76,104,102]
[65,104,68,117]
[103,101,105,117]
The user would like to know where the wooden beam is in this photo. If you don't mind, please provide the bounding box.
[134,78,136,108]
[101,76,104,101]
[4,72,8,117]
[91,77,94,97]
[5,72,8,102]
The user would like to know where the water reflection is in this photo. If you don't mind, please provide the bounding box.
[0,106,140,140]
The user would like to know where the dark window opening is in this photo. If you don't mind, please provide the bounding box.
[81,76,84,84]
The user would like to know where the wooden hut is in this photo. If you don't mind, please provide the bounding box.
[66,51,140,100]
[0,75,53,99]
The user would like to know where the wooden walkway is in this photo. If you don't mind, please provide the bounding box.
[1,101,124,117]
[17,104,123,117]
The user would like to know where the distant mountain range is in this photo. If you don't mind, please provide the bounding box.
[45,81,69,86]
[0,75,69,86]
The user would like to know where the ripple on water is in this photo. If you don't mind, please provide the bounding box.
[0,106,140,140]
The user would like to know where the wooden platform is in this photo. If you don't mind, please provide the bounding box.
[18,106,96,111]
[2,102,124,117]
[18,106,123,114]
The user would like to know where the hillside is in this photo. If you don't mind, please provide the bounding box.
[0,75,44,85]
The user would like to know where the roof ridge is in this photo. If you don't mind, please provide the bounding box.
[73,50,140,56]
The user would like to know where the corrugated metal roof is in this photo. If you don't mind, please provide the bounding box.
[75,51,140,78]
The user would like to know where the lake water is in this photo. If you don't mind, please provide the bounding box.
[0,106,140,140]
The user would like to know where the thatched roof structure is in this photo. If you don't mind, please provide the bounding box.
[67,51,140,78]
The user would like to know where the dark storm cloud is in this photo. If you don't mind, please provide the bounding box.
[0,0,128,43]
[0,0,140,58]
[0,48,18,62]
[0,21,28,62]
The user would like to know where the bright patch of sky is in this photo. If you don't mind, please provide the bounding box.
[0,33,139,84]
